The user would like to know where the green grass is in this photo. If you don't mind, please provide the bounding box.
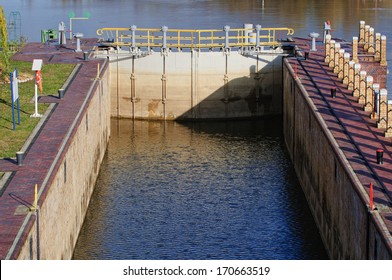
[0,61,75,158]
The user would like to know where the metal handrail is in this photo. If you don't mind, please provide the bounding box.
[96,26,295,49]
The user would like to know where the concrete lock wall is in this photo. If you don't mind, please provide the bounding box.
[107,50,284,120]
[283,59,392,259]
[16,63,111,260]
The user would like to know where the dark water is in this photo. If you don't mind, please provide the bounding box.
[3,0,390,259]
[72,119,328,260]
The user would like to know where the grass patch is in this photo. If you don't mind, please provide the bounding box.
[0,61,75,158]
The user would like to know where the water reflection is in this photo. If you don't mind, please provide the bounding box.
[72,119,328,260]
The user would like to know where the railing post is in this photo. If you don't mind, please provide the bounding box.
[364,76,374,112]
[255,24,261,49]
[377,89,388,129]
[161,25,168,51]
[224,25,231,51]
[338,49,345,79]
[130,25,137,51]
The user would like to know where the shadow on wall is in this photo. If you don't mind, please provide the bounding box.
[177,54,284,120]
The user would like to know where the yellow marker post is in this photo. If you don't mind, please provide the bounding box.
[31,184,38,211]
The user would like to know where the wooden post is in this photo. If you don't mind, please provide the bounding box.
[377,89,388,129]
[358,70,367,104]
[364,76,373,112]
[343,53,350,85]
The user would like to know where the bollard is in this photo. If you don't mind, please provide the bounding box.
[364,76,374,112]
[352,37,359,63]
[377,89,388,129]
[375,33,381,62]
[324,34,331,63]
[16,151,23,166]
[369,182,374,211]
[364,25,370,51]
[309,32,319,51]
[333,43,341,73]
[330,87,337,98]
[380,35,387,66]
[385,100,392,137]
[358,70,367,104]
[58,88,65,99]
[343,53,350,84]
[329,40,336,68]
[368,27,375,53]
[347,61,355,90]
[353,63,361,97]
[338,49,345,79]
[359,21,365,44]
[83,51,89,61]
[376,149,384,164]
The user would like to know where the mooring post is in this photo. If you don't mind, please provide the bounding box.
[347,61,355,90]
[338,49,345,79]
[375,33,381,62]
[368,27,375,53]
[364,25,370,51]
[364,76,374,112]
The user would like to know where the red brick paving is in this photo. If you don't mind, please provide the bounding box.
[0,38,106,259]
[287,38,392,236]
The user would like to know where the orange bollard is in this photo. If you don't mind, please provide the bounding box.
[369,182,374,210]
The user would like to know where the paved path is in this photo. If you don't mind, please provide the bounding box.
[0,39,105,259]
[287,38,392,235]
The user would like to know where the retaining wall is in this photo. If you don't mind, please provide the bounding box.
[283,58,392,259]
[15,62,111,259]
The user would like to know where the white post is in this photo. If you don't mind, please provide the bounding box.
[31,60,43,118]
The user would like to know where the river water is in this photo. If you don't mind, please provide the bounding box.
[3,0,391,259]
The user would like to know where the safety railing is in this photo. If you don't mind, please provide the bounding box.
[96,25,295,50]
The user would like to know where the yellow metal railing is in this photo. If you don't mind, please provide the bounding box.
[96,26,295,49]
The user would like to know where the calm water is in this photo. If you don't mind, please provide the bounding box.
[3,0,391,259]
[72,119,328,260]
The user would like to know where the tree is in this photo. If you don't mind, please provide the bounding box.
[0,5,10,78]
